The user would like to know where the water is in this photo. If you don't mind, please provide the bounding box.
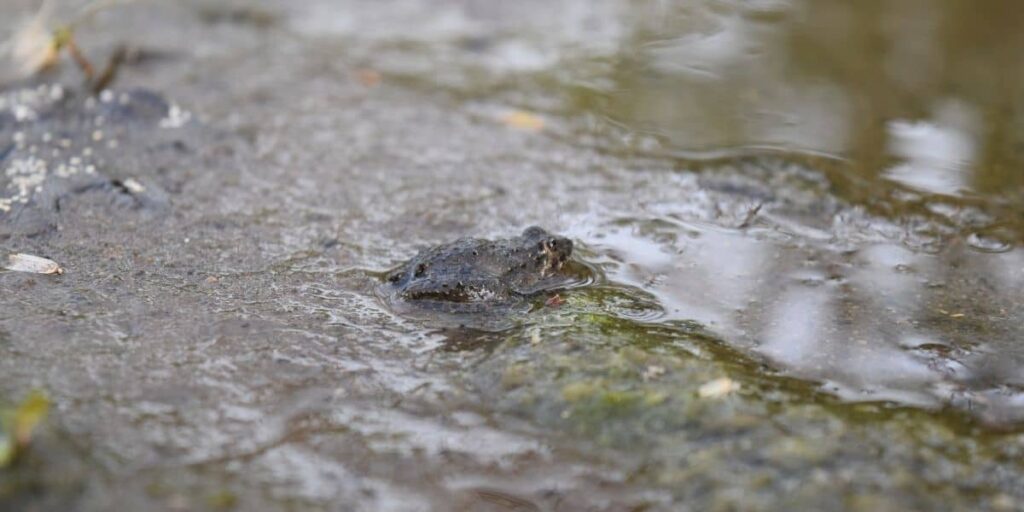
[3,0,1024,510]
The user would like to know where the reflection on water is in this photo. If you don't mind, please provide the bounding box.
[593,0,1024,200]
[586,184,1024,423]
[562,0,1024,424]
[886,114,974,195]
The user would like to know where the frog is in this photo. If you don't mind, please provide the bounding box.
[381,226,576,312]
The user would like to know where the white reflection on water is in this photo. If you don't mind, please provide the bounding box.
[591,207,1024,420]
[589,222,767,336]
[885,101,978,195]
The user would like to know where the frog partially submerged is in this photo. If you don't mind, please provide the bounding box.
[381,226,580,314]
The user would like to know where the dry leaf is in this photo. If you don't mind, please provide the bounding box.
[0,390,50,467]
[501,110,545,132]
[698,377,740,398]
[12,391,49,447]
[3,0,135,81]
[4,253,64,275]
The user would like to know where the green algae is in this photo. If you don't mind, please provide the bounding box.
[459,285,1024,508]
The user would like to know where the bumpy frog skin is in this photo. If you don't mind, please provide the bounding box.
[383,226,574,308]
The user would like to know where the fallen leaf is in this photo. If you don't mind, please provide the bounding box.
[501,110,545,132]
[3,0,135,82]
[12,391,49,447]
[0,390,50,467]
[4,253,64,274]
[698,377,741,398]
[0,438,9,468]
[356,68,381,87]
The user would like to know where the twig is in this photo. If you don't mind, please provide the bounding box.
[737,202,763,229]
[91,44,126,93]
[65,37,94,80]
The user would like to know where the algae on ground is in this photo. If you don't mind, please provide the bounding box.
[458,285,1024,510]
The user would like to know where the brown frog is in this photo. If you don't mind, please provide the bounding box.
[382,226,576,312]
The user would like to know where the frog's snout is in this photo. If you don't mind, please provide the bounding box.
[543,237,573,267]
[556,238,573,260]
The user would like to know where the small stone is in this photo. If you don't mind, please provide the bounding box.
[642,365,666,381]
[992,494,1016,511]
[122,178,145,194]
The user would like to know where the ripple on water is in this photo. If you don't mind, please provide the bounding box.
[570,204,1024,426]
[966,232,1014,253]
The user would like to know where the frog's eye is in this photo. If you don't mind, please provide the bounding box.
[414,263,428,277]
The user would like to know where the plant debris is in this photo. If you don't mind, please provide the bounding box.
[698,377,741,398]
[2,0,134,92]
[500,110,545,132]
[4,253,64,275]
[0,390,50,467]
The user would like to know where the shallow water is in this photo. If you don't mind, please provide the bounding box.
[3,0,1024,510]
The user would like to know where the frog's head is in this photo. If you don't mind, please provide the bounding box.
[522,226,573,275]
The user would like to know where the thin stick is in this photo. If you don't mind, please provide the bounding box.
[91,44,126,93]
[65,37,94,80]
